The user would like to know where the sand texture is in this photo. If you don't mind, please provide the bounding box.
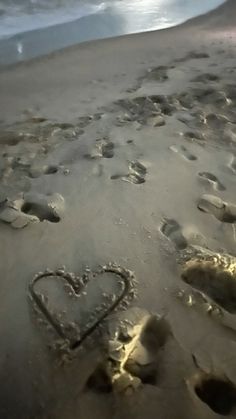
[0,1,236,418]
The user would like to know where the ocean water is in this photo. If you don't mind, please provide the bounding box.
[0,0,226,65]
[0,0,226,40]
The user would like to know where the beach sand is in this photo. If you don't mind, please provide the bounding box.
[0,1,236,418]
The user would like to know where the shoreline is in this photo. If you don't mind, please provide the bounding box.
[0,0,235,122]
[0,0,227,68]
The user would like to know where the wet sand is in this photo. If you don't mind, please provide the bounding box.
[0,1,236,418]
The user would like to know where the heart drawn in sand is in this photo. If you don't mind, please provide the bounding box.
[29,264,136,350]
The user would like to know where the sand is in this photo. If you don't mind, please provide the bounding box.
[0,1,236,418]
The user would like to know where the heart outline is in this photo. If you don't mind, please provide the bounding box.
[29,264,136,350]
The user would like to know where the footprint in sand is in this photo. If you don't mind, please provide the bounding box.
[175,88,229,110]
[21,192,64,223]
[225,84,236,105]
[111,161,147,185]
[29,164,59,178]
[170,145,197,161]
[184,131,205,142]
[0,192,64,228]
[186,52,209,60]
[85,137,115,159]
[77,115,94,129]
[193,87,230,107]
[188,368,236,416]
[228,154,236,174]
[126,66,171,94]
[204,113,230,129]
[224,124,236,144]
[86,311,173,393]
[125,315,172,386]
[114,95,174,126]
[99,140,115,158]
[198,172,226,191]
[145,66,170,82]
[160,219,207,250]
[181,248,236,315]
[0,131,24,146]
[176,111,196,126]
[197,194,236,223]
[191,73,220,83]
[160,219,188,250]
[175,51,209,63]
